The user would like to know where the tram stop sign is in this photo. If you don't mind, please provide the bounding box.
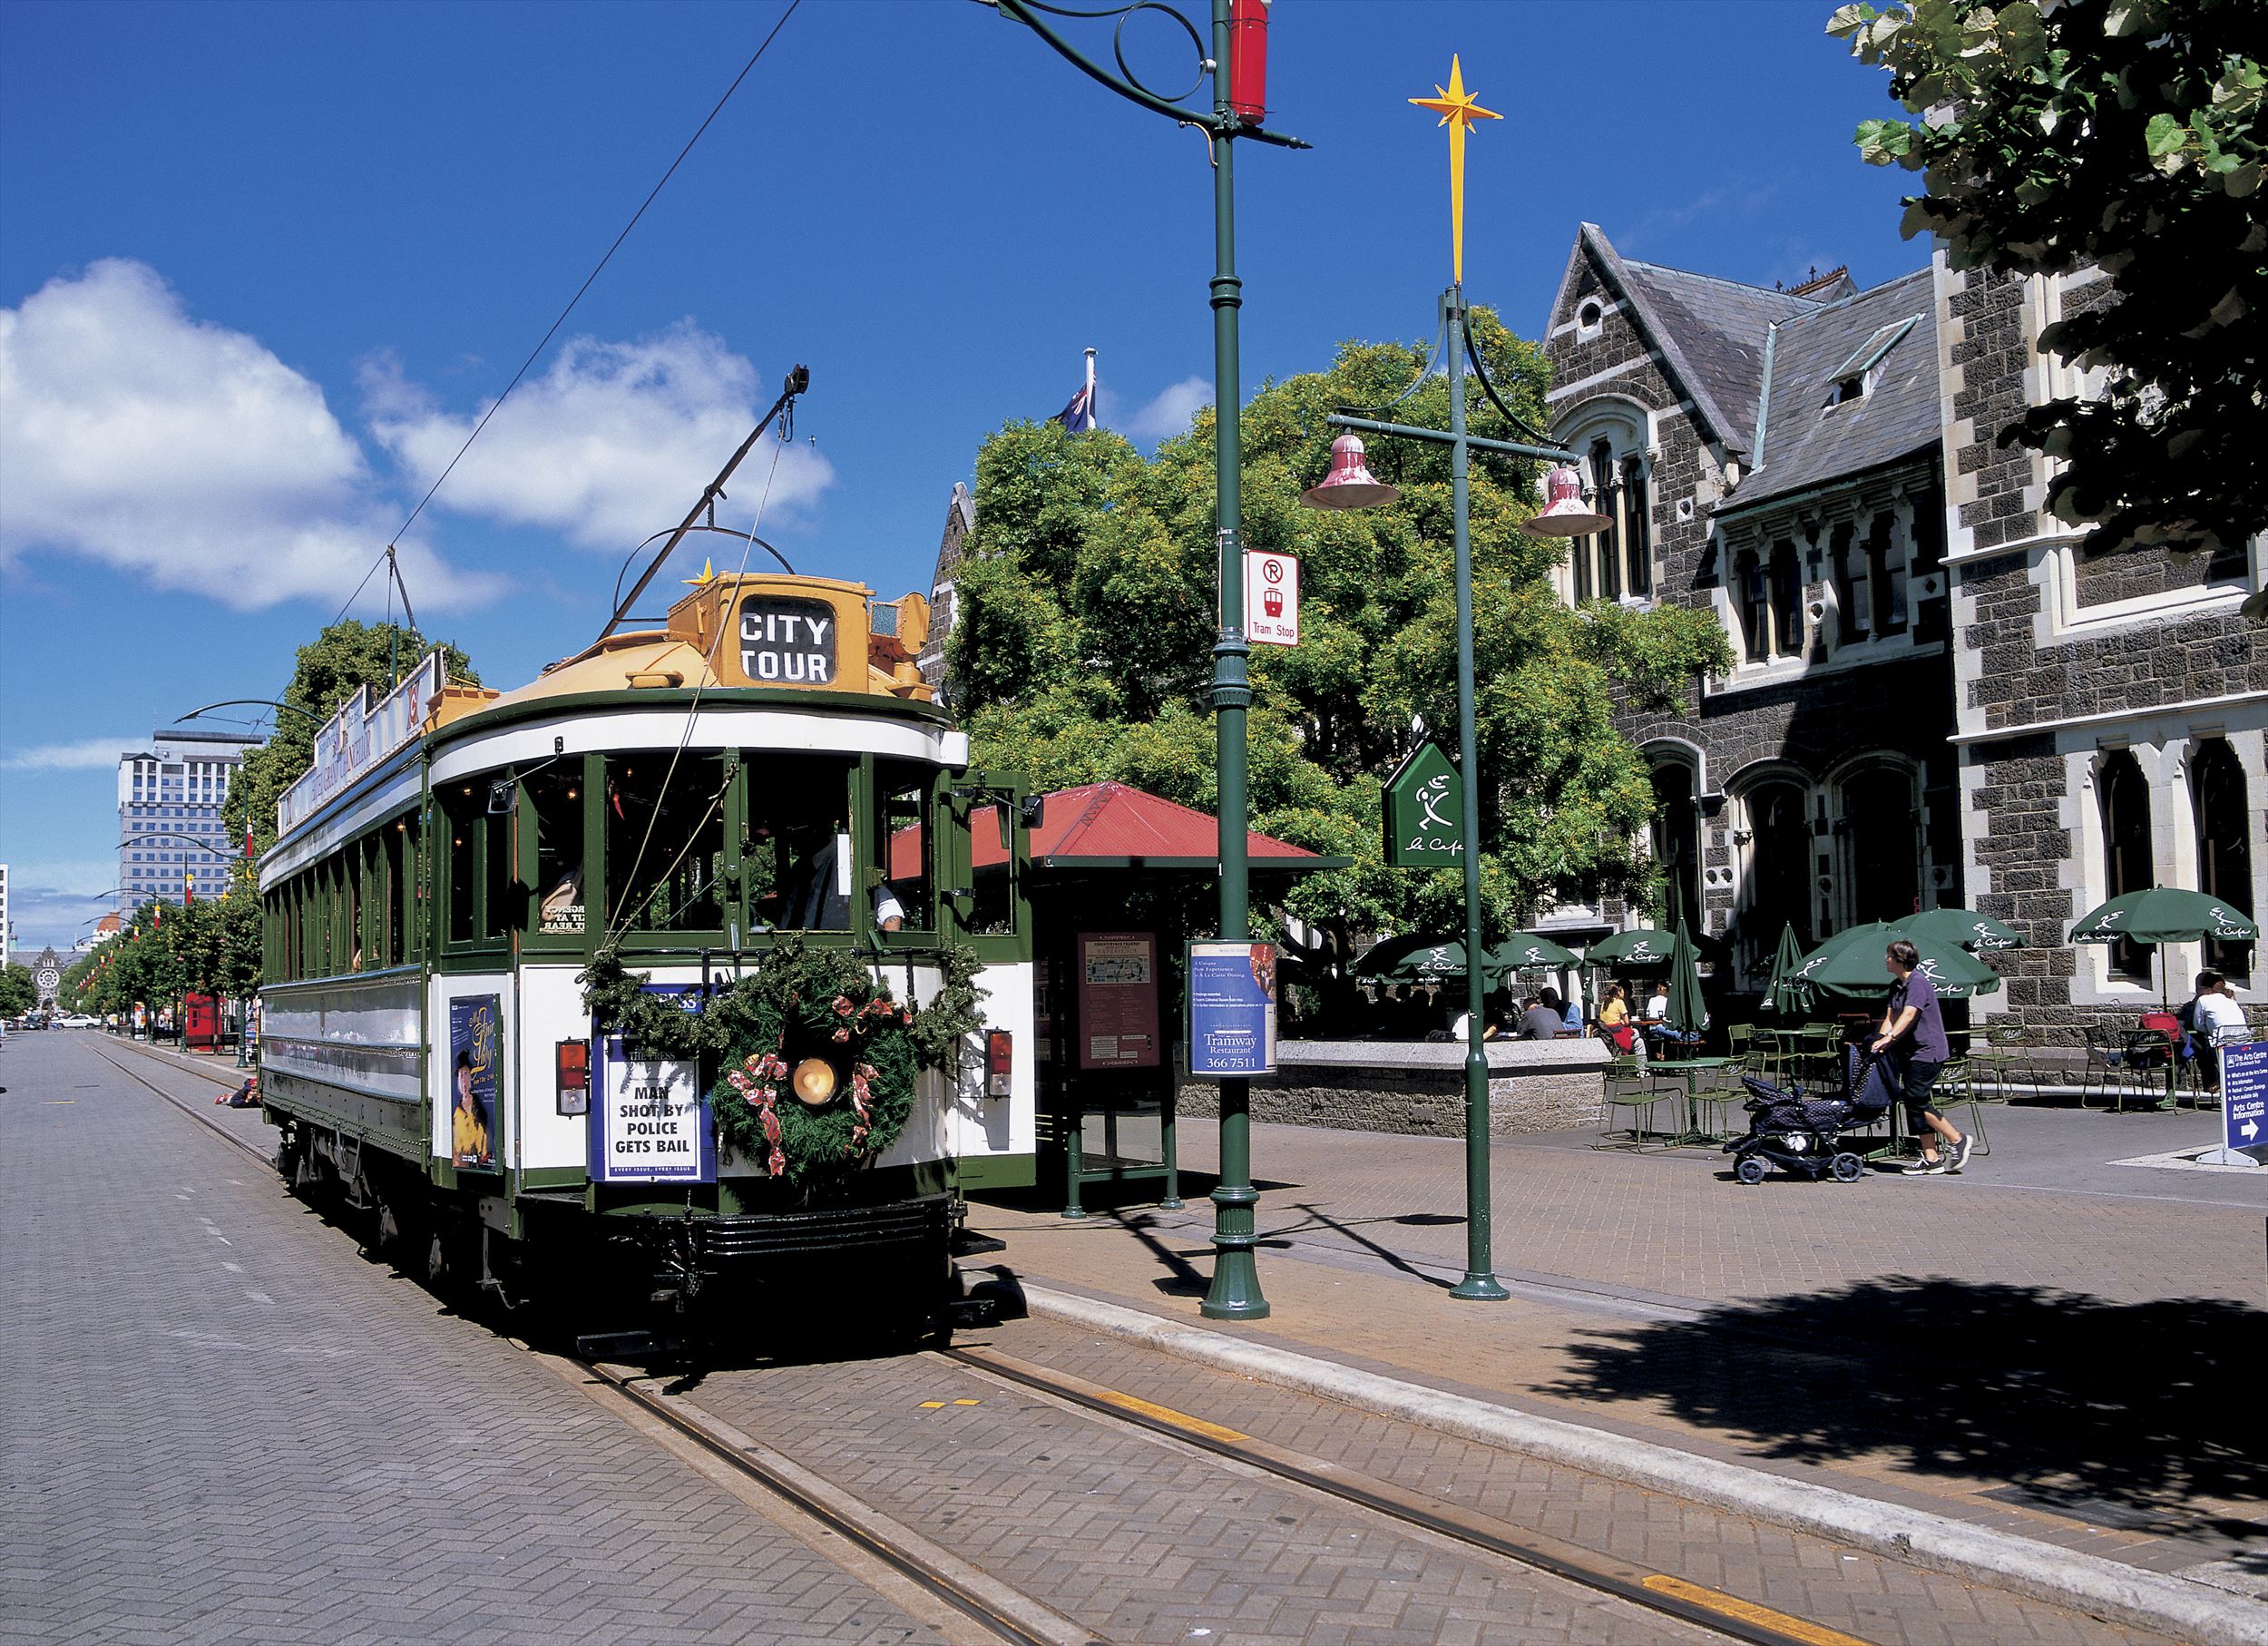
[1383,742,1462,869]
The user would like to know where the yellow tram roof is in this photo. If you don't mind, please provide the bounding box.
[435,573,934,730]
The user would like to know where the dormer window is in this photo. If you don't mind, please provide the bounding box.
[1822,315,1920,409]
[1575,298,1606,341]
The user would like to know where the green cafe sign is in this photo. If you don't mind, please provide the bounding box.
[1383,743,1461,869]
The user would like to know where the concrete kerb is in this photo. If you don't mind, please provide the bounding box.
[1021,1282,2268,1646]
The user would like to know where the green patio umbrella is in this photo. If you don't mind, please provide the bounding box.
[1790,920,2006,1001]
[1902,906,2024,953]
[1763,920,1812,1016]
[1487,932,1582,971]
[2069,887,2260,1007]
[1354,931,1579,982]
[1586,927,1677,968]
[1665,916,1708,1037]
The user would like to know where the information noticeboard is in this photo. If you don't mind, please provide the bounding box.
[591,985,715,1184]
[1077,931,1161,1070]
[2222,1042,2266,1156]
[1188,941,1277,1076]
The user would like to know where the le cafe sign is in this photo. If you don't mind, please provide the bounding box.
[1382,742,1461,869]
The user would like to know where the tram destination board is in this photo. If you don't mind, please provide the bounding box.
[738,593,837,686]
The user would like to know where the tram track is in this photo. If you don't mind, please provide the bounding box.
[83,1031,1883,1646]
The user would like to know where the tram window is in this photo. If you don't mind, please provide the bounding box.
[483,779,514,942]
[608,754,728,933]
[874,761,934,934]
[970,866,1016,937]
[743,755,855,932]
[347,840,367,970]
[526,765,586,938]
[445,789,478,945]
[383,820,406,965]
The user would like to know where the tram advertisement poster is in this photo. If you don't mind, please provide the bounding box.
[1077,931,1160,1071]
[591,985,715,1185]
[447,994,501,1172]
[1187,941,1277,1076]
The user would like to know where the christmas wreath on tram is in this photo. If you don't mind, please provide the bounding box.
[580,937,980,1189]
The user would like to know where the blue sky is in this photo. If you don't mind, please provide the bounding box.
[0,0,1921,950]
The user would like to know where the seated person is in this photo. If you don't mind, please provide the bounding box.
[2191,970,2248,1093]
[779,828,907,932]
[1518,991,1566,1041]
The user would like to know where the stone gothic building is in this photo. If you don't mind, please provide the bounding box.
[1540,223,2263,1028]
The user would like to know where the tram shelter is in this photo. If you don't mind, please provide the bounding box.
[976,782,1344,1217]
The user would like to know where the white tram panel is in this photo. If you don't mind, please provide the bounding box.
[425,709,968,788]
[948,960,1035,1162]
[516,963,600,1171]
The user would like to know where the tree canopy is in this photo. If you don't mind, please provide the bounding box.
[64,891,259,1020]
[0,964,36,1019]
[220,620,478,864]
[1833,0,2265,556]
[946,311,1729,963]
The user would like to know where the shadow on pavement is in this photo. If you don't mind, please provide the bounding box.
[1542,1274,2268,1544]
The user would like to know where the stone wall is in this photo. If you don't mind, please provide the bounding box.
[1174,1040,1608,1140]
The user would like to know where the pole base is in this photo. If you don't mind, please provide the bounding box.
[1201,1249,1270,1320]
[1450,1273,1510,1302]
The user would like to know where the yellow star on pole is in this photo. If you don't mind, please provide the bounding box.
[682,557,718,587]
[1410,55,1501,286]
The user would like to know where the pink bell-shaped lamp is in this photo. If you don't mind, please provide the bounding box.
[1525,464,1612,537]
[1299,434,1400,511]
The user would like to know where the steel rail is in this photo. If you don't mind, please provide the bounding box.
[87,1034,1860,1646]
[942,1342,1872,1646]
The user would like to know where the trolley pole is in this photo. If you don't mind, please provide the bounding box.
[987,0,1305,1322]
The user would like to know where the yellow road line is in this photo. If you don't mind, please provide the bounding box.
[1085,1386,1250,1445]
[1642,1574,1873,1646]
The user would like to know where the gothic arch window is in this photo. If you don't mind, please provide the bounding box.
[2193,740,2253,983]
[1836,763,1921,929]
[1648,757,1700,932]
[2099,750,2154,982]
[1736,778,1814,981]
[1553,399,1653,605]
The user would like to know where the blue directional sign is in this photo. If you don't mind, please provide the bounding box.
[2223,1042,2267,1156]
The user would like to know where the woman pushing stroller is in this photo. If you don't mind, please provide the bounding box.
[1872,938,1974,1177]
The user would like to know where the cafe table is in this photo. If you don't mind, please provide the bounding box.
[1653,1055,1739,1144]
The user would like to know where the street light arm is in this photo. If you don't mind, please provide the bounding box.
[117,832,240,860]
[1326,412,1580,465]
[988,0,1309,146]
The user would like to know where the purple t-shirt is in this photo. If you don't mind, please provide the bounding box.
[1889,967,1950,1063]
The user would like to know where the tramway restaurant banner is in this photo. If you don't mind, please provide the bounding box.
[277,650,445,837]
[591,985,716,1184]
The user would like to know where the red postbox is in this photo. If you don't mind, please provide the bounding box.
[1227,0,1268,126]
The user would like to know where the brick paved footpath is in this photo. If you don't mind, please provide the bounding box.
[967,1112,2268,1592]
[0,1033,944,1646]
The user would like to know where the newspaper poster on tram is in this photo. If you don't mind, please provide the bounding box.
[591,985,715,1184]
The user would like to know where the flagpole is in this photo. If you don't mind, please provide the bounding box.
[1085,347,1096,416]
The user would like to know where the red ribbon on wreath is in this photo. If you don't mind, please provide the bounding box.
[726,1050,791,1177]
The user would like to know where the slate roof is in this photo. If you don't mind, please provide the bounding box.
[1724,267,1940,514]
[1615,259,1821,453]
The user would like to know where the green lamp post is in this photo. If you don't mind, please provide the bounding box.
[986,0,1305,1320]
[1300,57,1608,1302]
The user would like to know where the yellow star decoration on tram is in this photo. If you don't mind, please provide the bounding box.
[1410,54,1501,287]
[682,557,718,587]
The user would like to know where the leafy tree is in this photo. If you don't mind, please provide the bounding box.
[1833,0,2265,555]
[0,964,35,1018]
[220,620,478,867]
[947,311,1729,965]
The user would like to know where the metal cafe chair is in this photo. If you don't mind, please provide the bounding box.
[1932,1056,1992,1158]
[2078,1025,2134,1109]
[1965,1023,2032,1103]
[1594,1063,1669,1151]
[2116,1028,2178,1112]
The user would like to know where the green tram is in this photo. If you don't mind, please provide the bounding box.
[255,572,1034,1327]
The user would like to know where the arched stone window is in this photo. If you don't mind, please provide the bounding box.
[1737,779,1814,977]
[2099,750,2154,982]
[2193,740,2254,983]
[1837,764,1921,929]
[1553,398,1653,605]
[1648,758,1701,931]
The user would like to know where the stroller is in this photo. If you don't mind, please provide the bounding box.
[1724,1044,1894,1184]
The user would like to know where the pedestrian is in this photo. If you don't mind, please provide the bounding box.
[2189,970,2247,1095]
[1518,991,1564,1041]
[1872,939,1971,1175]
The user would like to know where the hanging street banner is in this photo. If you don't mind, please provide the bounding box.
[1188,941,1278,1076]
[1383,742,1462,868]
[1245,551,1300,646]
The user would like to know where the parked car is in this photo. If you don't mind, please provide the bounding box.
[58,1014,98,1030]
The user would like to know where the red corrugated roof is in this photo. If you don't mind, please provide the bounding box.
[890,780,1326,876]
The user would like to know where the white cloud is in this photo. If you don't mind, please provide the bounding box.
[2,737,136,772]
[0,259,499,612]
[366,322,834,552]
[1123,376,1213,443]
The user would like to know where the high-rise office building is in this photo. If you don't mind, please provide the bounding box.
[118,729,263,910]
[1,861,12,952]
